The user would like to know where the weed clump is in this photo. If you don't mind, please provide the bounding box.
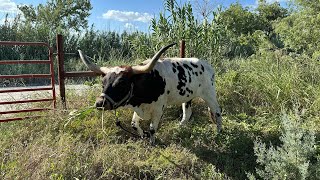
[250,112,318,180]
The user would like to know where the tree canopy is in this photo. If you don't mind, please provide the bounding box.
[18,0,92,33]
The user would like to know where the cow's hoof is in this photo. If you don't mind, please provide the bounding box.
[143,131,150,138]
[179,120,188,126]
[149,135,156,145]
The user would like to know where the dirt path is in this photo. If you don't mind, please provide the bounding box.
[0,85,92,119]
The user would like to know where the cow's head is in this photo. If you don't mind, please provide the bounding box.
[78,43,176,110]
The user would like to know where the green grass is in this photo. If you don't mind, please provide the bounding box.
[1,50,319,179]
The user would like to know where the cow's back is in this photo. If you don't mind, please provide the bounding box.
[153,58,215,105]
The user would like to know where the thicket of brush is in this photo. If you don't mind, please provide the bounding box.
[1,0,320,179]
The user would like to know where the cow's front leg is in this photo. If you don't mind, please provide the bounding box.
[149,110,163,145]
[131,112,144,137]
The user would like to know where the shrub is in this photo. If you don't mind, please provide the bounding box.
[252,112,317,179]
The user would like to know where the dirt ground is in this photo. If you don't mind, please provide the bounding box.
[0,85,91,120]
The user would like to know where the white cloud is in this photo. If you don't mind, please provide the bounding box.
[266,0,288,3]
[124,22,138,30]
[102,10,152,23]
[0,0,18,13]
[0,17,14,24]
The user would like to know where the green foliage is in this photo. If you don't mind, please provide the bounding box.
[257,0,288,23]
[151,0,225,60]
[126,31,154,59]
[252,113,317,179]
[274,11,320,55]
[0,105,227,179]
[18,0,92,33]
[220,3,262,36]
[149,0,289,60]
[218,1,288,58]
[0,14,20,41]
[217,49,320,117]
[1,53,319,179]
[0,24,135,86]
[1,0,320,179]
[274,0,320,56]
[66,28,133,66]
[293,0,320,11]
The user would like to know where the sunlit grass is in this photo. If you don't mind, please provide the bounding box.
[1,51,319,179]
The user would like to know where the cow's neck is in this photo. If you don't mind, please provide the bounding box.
[126,70,166,108]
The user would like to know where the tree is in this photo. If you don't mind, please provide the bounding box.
[256,0,288,35]
[257,0,288,22]
[219,3,262,36]
[256,0,288,49]
[274,0,320,56]
[217,3,265,57]
[216,2,289,58]
[294,0,320,11]
[18,0,92,34]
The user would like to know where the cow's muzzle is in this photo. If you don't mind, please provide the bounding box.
[95,95,112,110]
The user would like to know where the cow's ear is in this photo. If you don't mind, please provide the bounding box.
[124,66,134,78]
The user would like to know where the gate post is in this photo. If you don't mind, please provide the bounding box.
[180,40,185,58]
[56,34,67,109]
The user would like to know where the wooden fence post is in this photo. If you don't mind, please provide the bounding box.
[56,34,67,109]
[180,40,185,58]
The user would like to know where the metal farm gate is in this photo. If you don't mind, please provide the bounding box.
[0,41,56,122]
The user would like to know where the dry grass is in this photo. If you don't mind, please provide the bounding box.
[1,52,320,179]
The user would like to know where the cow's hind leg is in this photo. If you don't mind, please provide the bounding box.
[180,100,192,126]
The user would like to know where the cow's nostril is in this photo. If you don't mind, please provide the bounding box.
[95,98,112,110]
[95,100,104,108]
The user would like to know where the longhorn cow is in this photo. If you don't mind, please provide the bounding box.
[78,43,222,144]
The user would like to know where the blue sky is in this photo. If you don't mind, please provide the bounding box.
[0,0,288,33]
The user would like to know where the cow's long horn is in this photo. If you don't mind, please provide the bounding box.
[78,50,107,75]
[132,43,177,74]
